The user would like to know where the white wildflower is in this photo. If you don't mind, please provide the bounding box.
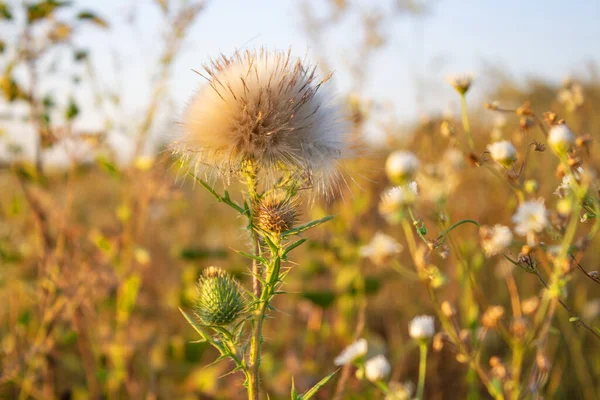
[409,315,435,340]
[512,199,548,245]
[548,124,575,154]
[554,167,583,197]
[174,48,348,193]
[365,355,391,382]
[385,381,415,400]
[379,183,418,222]
[447,74,474,95]
[385,151,420,184]
[487,140,517,167]
[360,232,403,265]
[480,225,513,257]
[334,338,368,366]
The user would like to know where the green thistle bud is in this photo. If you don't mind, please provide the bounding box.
[195,267,245,326]
[254,190,297,235]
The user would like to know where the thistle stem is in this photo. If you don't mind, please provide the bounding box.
[416,341,428,400]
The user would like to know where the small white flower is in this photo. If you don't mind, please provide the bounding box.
[447,74,474,95]
[409,315,435,340]
[365,355,391,382]
[385,381,415,400]
[548,124,575,154]
[334,338,368,366]
[487,140,517,167]
[554,167,583,197]
[379,183,418,222]
[480,225,513,257]
[360,232,403,265]
[512,199,549,239]
[385,151,420,184]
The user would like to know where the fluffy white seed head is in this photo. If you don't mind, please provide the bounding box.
[174,48,348,193]
[487,140,517,167]
[512,199,549,237]
[365,355,391,382]
[360,232,403,265]
[409,315,435,340]
[334,338,368,366]
[548,124,575,154]
[480,224,513,257]
[378,182,418,222]
[385,151,420,184]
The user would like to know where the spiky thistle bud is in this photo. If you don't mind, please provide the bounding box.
[194,267,245,326]
[254,190,298,235]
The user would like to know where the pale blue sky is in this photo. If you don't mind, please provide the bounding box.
[2,0,600,161]
[77,0,599,118]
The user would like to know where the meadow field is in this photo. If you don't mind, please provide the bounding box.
[1,1,600,399]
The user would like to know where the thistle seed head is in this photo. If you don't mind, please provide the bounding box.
[174,48,349,195]
[194,266,245,326]
[254,190,298,234]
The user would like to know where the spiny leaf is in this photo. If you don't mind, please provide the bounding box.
[298,369,338,399]
[179,308,208,342]
[282,215,333,237]
[283,238,307,256]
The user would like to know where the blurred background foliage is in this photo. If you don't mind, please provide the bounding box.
[1,0,599,399]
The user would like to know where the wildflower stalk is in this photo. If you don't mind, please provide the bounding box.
[460,94,475,150]
[416,341,428,400]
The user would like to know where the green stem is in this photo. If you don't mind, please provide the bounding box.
[416,341,429,400]
[460,94,474,150]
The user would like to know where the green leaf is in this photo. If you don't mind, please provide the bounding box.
[27,1,71,23]
[179,308,208,342]
[0,3,13,20]
[282,215,333,237]
[116,274,141,323]
[298,369,338,400]
[96,155,120,177]
[65,98,79,120]
[291,377,299,400]
[77,10,109,28]
[283,238,307,257]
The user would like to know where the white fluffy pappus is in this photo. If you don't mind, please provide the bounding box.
[173,48,349,194]
[409,315,435,340]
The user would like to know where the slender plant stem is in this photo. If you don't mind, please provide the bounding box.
[460,94,474,150]
[416,341,428,400]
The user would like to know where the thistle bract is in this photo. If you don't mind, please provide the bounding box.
[195,267,245,326]
[254,190,297,235]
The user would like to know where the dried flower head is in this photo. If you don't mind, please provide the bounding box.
[334,338,368,366]
[365,355,391,382]
[480,224,513,257]
[487,140,517,167]
[385,151,420,184]
[360,232,403,265]
[194,267,246,326]
[548,123,575,155]
[447,74,473,95]
[482,305,505,328]
[254,190,297,234]
[175,49,348,193]
[409,315,435,340]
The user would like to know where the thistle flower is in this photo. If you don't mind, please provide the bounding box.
[175,49,348,193]
[194,266,246,326]
[378,183,418,222]
[447,74,473,95]
[479,224,513,257]
[360,232,403,265]
[548,124,575,155]
[254,190,297,234]
[512,199,548,243]
[409,315,435,340]
[487,140,517,167]
[385,151,420,184]
[364,355,391,382]
[334,338,368,366]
